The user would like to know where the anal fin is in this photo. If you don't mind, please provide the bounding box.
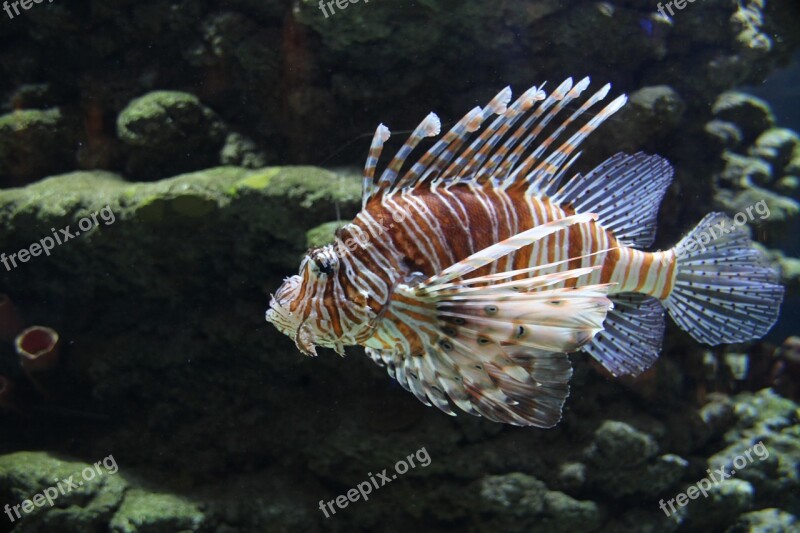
[583,293,665,377]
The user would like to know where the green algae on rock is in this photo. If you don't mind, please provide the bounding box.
[116,91,227,180]
[0,108,77,187]
[109,489,205,533]
[0,451,126,531]
[0,451,208,532]
[709,92,800,243]
[117,91,225,148]
[0,165,360,394]
[0,1,797,531]
[476,473,604,533]
[583,420,688,498]
[729,508,799,532]
[712,92,776,144]
[306,220,350,250]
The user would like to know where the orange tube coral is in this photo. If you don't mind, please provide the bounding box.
[16,326,60,373]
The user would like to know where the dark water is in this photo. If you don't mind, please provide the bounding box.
[0,1,798,532]
[743,50,800,343]
[745,51,800,132]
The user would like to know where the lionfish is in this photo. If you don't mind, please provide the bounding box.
[266,78,783,427]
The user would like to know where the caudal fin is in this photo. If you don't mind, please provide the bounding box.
[665,213,783,345]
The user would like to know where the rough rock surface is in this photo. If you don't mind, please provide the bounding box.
[0,0,798,187]
[0,0,798,531]
[116,91,227,180]
[709,92,800,237]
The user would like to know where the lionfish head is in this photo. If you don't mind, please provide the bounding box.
[266,244,371,357]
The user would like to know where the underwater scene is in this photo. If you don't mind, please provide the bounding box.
[0,0,799,531]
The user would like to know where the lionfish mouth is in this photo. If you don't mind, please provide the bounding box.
[265,275,326,357]
[266,302,325,357]
[265,276,301,335]
[266,307,296,337]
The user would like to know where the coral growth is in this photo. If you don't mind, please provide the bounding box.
[15,325,60,373]
[0,0,797,531]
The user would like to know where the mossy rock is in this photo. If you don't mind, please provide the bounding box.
[306,220,349,249]
[109,489,205,533]
[712,92,775,144]
[0,165,360,362]
[117,91,225,148]
[750,128,800,170]
[0,451,127,531]
[0,108,77,186]
[116,91,227,180]
[729,508,799,532]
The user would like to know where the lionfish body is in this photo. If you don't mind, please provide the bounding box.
[267,78,783,427]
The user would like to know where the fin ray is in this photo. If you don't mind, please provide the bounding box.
[552,152,674,248]
[362,78,627,201]
[583,293,666,377]
[366,264,613,427]
[420,213,598,288]
[665,213,783,344]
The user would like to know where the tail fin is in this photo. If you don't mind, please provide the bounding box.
[665,213,783,345]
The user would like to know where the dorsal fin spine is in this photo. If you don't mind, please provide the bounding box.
[506,78,592,187]
[443,88,511,185]
[377,113,441,190]
[525,92,626,195]
[492,81,571,181]
[402,107,483,190]
[459,86,545,182]
[364,77,629,202]
[476,86,545,183]
[362,124,391,208]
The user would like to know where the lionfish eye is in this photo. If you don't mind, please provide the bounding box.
[313,258,333,276]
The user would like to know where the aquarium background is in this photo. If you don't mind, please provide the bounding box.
[0,1,799,532]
